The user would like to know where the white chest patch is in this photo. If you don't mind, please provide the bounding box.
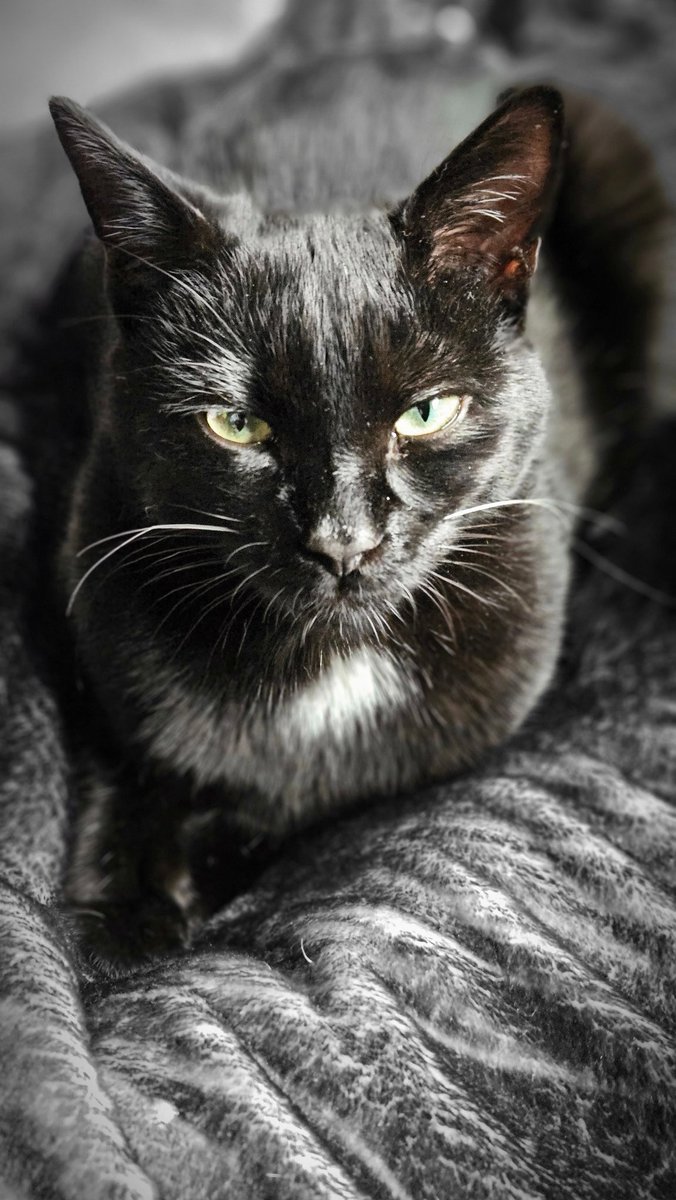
[138,645,417,811]
[279,647,414,747]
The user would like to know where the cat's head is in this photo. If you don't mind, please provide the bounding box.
[50,88,563,656]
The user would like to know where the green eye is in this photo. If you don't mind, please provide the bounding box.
[204,408,272,446]
[394,394,466,438]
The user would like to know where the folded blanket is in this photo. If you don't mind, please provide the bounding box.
[1,3,675,1198]
[77,422,676,1200]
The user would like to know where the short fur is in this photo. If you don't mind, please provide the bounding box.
[42,58,667,964]
[1,1,676,1196]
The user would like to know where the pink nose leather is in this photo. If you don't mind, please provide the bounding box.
[304,530,383,577]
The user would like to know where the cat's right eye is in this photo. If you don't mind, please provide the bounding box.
[394,393,468,439]
[202,408,272,447]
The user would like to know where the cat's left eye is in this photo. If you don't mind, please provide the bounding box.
[203,408,272,446]
[394,394,468,439]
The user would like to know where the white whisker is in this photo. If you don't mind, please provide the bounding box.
[429,569,502,610]
[77,522,238,557]
[225,540,270,563]
[443,560,529,609]
[164,504,243,524]
[229,564,270,602]
[68,523,237,615]
[418,581,457,646]
[443,495,623,534]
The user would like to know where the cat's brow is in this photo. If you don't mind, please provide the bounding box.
[105,239,227,330]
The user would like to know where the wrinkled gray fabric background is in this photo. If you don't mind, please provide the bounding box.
[0,0,282,132]
[1,3,675,1198]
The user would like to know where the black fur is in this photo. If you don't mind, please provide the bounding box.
[2,2,676,1194]
[44,66,663,966]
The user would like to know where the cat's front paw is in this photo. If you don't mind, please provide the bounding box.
[69,894,191,978]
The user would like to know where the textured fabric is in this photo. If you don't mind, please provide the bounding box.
[79,445,676,1200]
[1,3,676,1198]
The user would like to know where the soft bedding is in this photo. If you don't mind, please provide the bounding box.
[1,3,675,1197]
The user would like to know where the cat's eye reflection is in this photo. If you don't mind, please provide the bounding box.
[202,394,468,450]
[394,394,468,439]
[204,408,272,446]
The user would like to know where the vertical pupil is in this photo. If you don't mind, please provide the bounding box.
[417,401,431,423]
[230,411,247,432]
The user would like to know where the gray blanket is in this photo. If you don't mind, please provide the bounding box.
[1,3,675,1198]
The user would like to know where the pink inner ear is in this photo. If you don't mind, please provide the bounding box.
[428,170,540,276]
[500,239,541,282]
[410,90,563,288]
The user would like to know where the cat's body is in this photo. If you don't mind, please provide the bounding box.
[45,42,665,962]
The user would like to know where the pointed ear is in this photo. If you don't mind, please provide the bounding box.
[49,96,218,281]
[399,86,564,308]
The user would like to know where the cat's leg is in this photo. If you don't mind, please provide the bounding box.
[181,800,283,918]
[65,762,281,972]
[64,762,196,974]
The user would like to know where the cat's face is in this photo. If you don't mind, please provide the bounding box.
[103,208,549,643]
[51,87,563,662]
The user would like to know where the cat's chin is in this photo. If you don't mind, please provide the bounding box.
[274,579,398,645]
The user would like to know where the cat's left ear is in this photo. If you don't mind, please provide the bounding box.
[398,86,564,310]
[49,96,219,280]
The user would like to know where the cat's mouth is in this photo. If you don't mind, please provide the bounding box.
[232,555,395,641]
[297,567,402,641]
[313,559,386,604]
[332,573,366,598]
[215,536,407,639]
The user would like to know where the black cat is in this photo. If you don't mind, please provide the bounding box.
[46,60,665,966]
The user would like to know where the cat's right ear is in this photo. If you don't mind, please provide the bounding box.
[396,86,564,314]
[49,97,218,281]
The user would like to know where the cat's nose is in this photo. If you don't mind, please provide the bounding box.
[304,528,384,577]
